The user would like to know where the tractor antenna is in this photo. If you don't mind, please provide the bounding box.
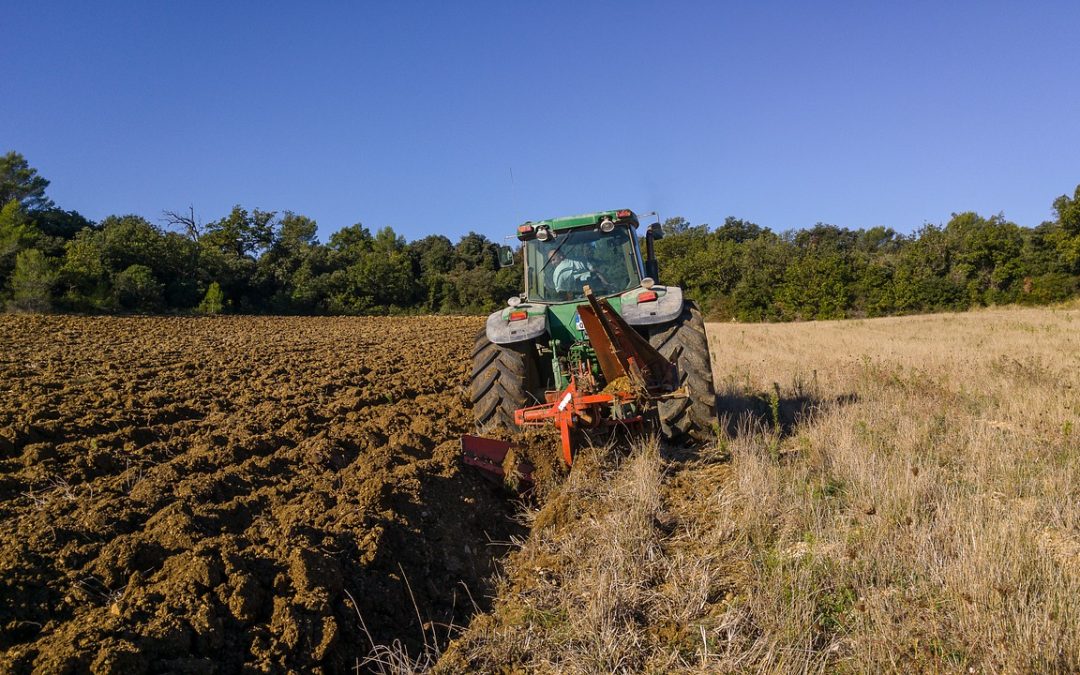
[509,167,517,223]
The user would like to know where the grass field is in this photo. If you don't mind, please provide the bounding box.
[446,303,1080,672]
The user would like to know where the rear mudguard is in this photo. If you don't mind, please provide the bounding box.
[619,285,684,326]
[486,307,547,344]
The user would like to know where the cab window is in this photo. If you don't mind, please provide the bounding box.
[526,226,641,301]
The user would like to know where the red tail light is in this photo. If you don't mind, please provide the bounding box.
[509,311,528,321]
[517,223,536,241]
[636,291,657,303]
[616,209,632,218]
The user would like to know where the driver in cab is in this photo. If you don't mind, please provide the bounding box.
[551,244,610,296]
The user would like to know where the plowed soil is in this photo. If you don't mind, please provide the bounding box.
[0,315,521,673]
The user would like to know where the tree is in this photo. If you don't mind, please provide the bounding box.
[163,206,204,242]
[1051,185,1080,274]
[113,264,163,311]
[1054,185,1080,237]
[8,249,57,312]
[59,227,111,310]
[454,231,497,270]
[54,215,174,311]
[198,282,225,314]
[713,217,764,243]
[663,216,697,235]
[0,152,54,212]
[0,200,40,284]
[276,213,318,251]
[34,208,92,240]
[201,206,276,258]
[257,212,320,312]
[329,222,372,252]
[944,212,1024,304]
[411,235,454,276]
[858,226,902,253]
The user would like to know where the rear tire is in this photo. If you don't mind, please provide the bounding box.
[648,301,716,443]
[470,329,541,432]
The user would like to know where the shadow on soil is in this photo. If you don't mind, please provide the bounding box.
[344,471,527,670]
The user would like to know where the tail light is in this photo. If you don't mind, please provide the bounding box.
[636,291,657,303]
[508,311,528,321]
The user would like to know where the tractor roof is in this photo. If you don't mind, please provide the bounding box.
[528,209,639,232]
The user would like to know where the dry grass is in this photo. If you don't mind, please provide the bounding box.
[444,303,1080,673]
[438,437,740,673]
[709,303,1080,672]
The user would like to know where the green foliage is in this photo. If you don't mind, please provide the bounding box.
[655,192,1080,321]
[201,205,276,258]
[113,264,163,311]
[9,249,57,312]
[3,149,1079,319]
[34,208,92,240]
[0,199,40,286]
[198,282,225,315]
[0,152,54,211]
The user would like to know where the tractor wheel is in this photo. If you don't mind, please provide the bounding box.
[470,329,541,432]
[648,301,717,443]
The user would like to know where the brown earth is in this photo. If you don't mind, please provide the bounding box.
[0,315,524,674]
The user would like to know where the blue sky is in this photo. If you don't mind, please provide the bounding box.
[4,1,1078,243]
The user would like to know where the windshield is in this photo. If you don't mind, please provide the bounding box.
[526,226,642,301]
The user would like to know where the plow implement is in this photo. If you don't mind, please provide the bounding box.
[462,286,687,481]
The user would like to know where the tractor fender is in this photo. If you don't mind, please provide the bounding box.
[485,307,547,345]
[620,285,685,326]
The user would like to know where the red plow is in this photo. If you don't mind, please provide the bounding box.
[462,287,687,483]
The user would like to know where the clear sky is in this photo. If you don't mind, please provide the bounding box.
[4,1,1078,243]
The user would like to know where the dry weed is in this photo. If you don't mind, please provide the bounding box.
[441,437,741,673]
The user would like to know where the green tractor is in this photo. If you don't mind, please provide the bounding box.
[465,209,716,472]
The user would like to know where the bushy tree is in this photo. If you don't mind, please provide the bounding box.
[0,200,40,285]
[0,151,54,212]
[113,264,163,311]
[1051,186,1080,274]
[202,206,276,259]
[198,282,225,314]
[257,212,320,312]
[9,249,57,312]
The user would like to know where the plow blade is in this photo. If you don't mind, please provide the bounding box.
[461,434,534,484]
[577,286,678,391]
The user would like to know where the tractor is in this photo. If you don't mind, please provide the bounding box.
[463,209,715,479]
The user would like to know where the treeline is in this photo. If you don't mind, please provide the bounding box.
[2,150,1079,319]
[656,196,1080,320]
[0,152,518,315]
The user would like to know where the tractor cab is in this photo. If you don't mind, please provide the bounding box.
[497,210,678,349]
[517,210,648,303]
[523,219,643,302]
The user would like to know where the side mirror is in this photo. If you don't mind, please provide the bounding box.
[644,221,662,283]
[498,245,515,268]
